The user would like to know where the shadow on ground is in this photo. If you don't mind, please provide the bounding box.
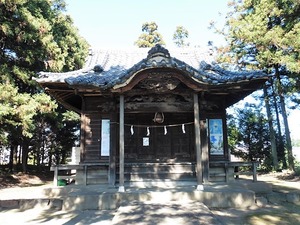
[211,202,300,225]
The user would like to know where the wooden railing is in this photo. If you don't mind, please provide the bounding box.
[50,161,258,186]
[209,161,258,182]
[50,163,109,186]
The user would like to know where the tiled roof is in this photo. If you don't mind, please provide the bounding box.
[36,45,267,90]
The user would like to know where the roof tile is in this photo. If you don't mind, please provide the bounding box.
[35,45,268,89]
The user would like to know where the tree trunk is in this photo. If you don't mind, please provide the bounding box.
[18,146,22,164]
[41,141,45,165]
[36,151,40,166]
[275,66,294,171]
[9,145,14,172]
[48,150,52,167]
[14,146,18,167]
[9,144,18,172]
[271,78,287,168]
[279,95,294,171]
[22,144,29,173]
[263,85,279,170]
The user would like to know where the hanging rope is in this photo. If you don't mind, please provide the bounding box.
[111,121,194,128]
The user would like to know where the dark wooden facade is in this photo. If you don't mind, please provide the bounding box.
[36,45,268,188]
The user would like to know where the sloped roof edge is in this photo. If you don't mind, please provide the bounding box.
[35,44,269,90]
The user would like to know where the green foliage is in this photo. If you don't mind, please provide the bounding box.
[227,114,241,153]
[214,0,300,74]
[0,0,89,74]
[0,81,54,140]
[37,106,80,165]
[227,103,272,169]
[135,22,165,48]
[173,26,190,47]
[0,0,89,169]
[213,0,299,171]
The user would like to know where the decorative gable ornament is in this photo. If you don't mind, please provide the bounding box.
[147,44,171,59]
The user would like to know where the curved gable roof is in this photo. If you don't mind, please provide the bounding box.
[36,45,268,92]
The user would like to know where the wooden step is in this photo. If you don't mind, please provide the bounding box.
[117,162,197,182]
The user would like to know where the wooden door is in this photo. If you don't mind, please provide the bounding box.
[153,126,172,160]
[124,113,194,162]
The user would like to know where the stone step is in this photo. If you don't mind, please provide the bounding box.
[0,199,63,210]
[0,181,275,212]
[62,186,256,211]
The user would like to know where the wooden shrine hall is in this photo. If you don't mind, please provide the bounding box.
[36,44,268,191]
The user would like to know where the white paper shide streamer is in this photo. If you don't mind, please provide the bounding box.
[164,126,167,135]
[131,125,134,135]
[147,127,150,136]
[182,124,186,134]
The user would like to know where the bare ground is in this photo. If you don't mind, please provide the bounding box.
[0,170,52,189]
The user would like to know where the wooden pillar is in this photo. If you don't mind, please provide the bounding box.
[201,120,209,183]
[79,96,86,163]
[194,93,203,191]
[118,95,125,192]
[80,113,87,163]
[109,113,117,187]
[53,166,58,186]
[253,162,258,182]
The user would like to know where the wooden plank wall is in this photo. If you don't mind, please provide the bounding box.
[81,96,115,163]
[83,113,101,162]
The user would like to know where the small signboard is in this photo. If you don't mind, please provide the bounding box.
[143,137,149,146]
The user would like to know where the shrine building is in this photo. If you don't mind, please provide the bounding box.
[35,45,268,191]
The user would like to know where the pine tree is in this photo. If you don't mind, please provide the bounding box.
[134,22,165,48]
[212,0,300,171]
[0,0,89,171]
[228,103,272,170]
[173,26,190,47]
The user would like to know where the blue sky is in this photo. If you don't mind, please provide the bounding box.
[65,0,228,48]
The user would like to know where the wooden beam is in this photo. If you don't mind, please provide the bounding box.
[194,93,203,190]
[125,102,193,113]
[118,95,125,192]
